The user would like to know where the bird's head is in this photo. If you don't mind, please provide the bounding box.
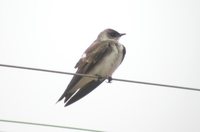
[97,28,126,41]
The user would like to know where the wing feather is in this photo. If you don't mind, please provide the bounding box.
[57,41,113,103]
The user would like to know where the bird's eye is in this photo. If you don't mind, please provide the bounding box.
[110,32,118,37]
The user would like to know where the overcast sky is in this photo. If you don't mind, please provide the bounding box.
[0,0,200,132]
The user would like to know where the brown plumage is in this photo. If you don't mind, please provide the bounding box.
[57,29,126,107]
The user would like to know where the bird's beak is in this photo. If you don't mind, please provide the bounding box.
[120,33,126,36]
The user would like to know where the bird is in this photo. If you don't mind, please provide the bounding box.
[57,28,126,107]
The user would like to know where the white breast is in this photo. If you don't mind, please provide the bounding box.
[89,43,124,77]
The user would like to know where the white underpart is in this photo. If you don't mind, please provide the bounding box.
[89,43,124,77]
[70,42,124,92]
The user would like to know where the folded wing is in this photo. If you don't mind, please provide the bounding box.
[57,41,113,106]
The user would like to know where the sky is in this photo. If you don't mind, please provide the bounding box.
[0,0,200,132]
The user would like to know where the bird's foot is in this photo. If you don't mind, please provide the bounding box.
[107,76,112,83]
[95,74,112,83]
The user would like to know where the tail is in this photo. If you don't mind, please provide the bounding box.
[57,80,104,107]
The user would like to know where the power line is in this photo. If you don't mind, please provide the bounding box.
[0,64,199,92]
[112,78,200,92]
[0,119,103,132]
[0,64,96,78]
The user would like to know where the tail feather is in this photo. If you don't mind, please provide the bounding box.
[58,80,104,107]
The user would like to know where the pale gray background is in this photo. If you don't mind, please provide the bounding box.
[0,0,200,132]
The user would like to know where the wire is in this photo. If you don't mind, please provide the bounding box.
[0,64,96,78]
[0,64,199,92]
[0,119,103,132]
